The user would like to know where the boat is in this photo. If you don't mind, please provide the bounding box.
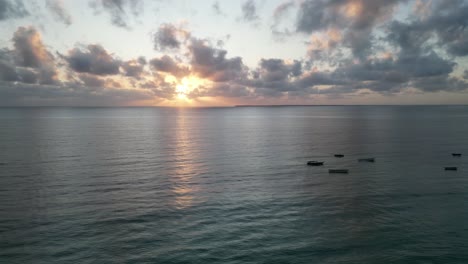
[334,154,344,158]
[307,161,324,166]
[444,167,458,171]
[329,169,349,174]
[452,153,462,157]
[358,158,375,162]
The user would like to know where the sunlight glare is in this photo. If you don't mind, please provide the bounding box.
[176,84,188,99]
[174,76,210,104]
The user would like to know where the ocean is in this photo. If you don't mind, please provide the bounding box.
[1,106,468,263]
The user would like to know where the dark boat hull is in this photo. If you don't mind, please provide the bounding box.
[358,158,375,162]
[329,169,349,174]
[307,161,324,166]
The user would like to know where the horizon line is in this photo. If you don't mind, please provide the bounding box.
[1,104,468,108]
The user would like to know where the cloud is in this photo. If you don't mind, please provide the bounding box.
[64,44,121,75]
[0,81,157,106]
[385,2,468,57]
[79,73,105,87]
[46,0,72,25]
[153,23,190,51]
[149,55,189,78]
[307,28,342,59]
[296,0,404,58]
[271,1,296,39]
[12,26,58,84]
[13,26,54,68]
[0,59,19,82]
[122,58,145,78]
[16,67,38,83]
[297,0,403,33]
[241,0,259,22]
[419,1,468,56]
[188,82,252,99]
[188,38,246,82]
[89,0,143,28]
[273,1,294,21]
[212,1,224,16]
[0,26,182,106]
[3,1,468,106]
[0,0,29,20]
[258,58,302,82]
[236,59,329,97]
[330,52,458,93]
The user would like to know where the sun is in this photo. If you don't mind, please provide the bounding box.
[176,83,188,99]
[174,76,209,102]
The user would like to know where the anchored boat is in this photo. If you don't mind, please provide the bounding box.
[329,169,349,174]
[358,158,375,162]
[307,161,324,166]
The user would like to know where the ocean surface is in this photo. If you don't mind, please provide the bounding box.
[1,106,468,264]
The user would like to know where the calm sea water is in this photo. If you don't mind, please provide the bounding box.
[1,106,468,263]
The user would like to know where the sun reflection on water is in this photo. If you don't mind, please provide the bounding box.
[169,110,205,209]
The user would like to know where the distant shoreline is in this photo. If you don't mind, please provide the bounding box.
[0,104,467,108]
[234,104,468,107]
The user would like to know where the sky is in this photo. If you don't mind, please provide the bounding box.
[1,0,468,106]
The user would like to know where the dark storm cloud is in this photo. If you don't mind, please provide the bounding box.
[241,0,259,22]
[64,44,121,75]
[149,55,189,78]
[46,0,72,25]
[0,0,28,20]
[153,23,190,51]
[188,38,246,82]
[89,0,143,28]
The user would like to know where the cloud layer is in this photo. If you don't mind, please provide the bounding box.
[0,0,468,106]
